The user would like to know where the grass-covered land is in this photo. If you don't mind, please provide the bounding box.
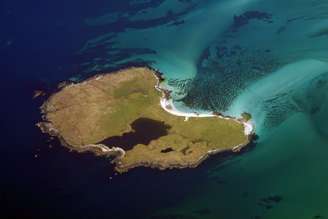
[241,112,252,122]
[39,67,250,172]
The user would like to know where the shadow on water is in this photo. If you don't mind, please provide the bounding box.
[99,117,171,150]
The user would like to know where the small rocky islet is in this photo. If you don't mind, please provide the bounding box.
[37,67,254,173]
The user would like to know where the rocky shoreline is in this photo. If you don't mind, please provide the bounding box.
[115,138,254,173]
[37,66,255,173]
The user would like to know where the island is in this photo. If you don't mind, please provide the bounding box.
[37,67,254,173]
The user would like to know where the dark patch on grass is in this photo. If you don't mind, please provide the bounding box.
[99,117,171,150]
[161,147,174,153]
[180,146,190,155]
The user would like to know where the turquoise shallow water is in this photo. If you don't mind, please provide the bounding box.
[6,0,328,218]
[71,0,328,218]
[155,112,328,219]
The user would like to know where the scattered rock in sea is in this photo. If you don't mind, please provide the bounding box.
[33,90,46,99]
[257,194,283,210]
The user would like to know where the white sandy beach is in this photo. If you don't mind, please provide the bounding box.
[160,97,254,136]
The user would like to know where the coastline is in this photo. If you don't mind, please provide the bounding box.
[38,66,255,173]
[153,69,254,136]
[115,67,255,173]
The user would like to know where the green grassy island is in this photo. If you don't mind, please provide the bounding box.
[38,67,253,173]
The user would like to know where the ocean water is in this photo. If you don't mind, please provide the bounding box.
[2,0,328,218]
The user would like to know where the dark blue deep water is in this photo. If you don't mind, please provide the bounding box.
[1,1,219,218]
[2,0,328,219]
